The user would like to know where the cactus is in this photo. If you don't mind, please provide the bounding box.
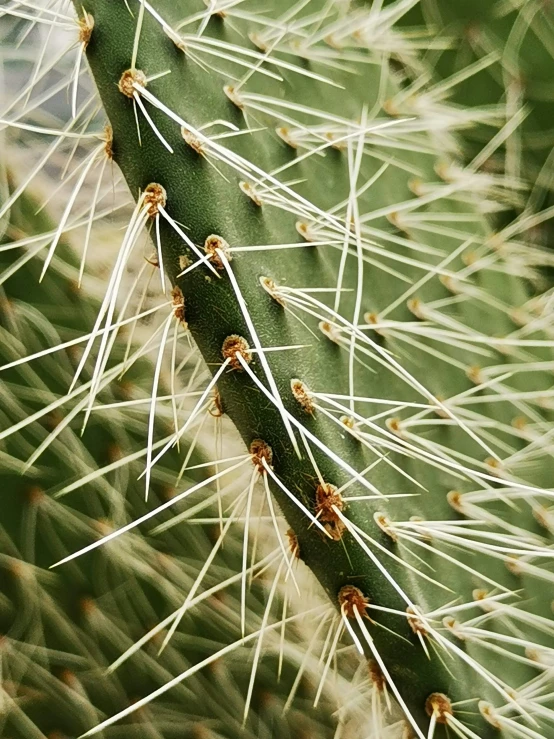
[443,0,553,205]
[0,183,351,738]
[392,0,554,240]
[2,0,554,738]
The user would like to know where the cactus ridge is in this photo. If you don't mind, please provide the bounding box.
[1,0,554,737]
[0,183,359,738]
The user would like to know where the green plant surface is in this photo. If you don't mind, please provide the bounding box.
[2,0,554,737]
[440,0,554,195]
[0,184,349,739]
[388,0,554,241]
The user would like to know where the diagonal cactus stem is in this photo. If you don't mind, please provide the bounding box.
[0,178,348,738]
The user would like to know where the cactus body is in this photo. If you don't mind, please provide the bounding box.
[2,0,554,737]
[396,0,554,239]
[0,186,342,738]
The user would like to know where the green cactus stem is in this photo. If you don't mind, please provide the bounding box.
[0,181,344,738]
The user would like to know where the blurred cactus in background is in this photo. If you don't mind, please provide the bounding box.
[392,0,554,244]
